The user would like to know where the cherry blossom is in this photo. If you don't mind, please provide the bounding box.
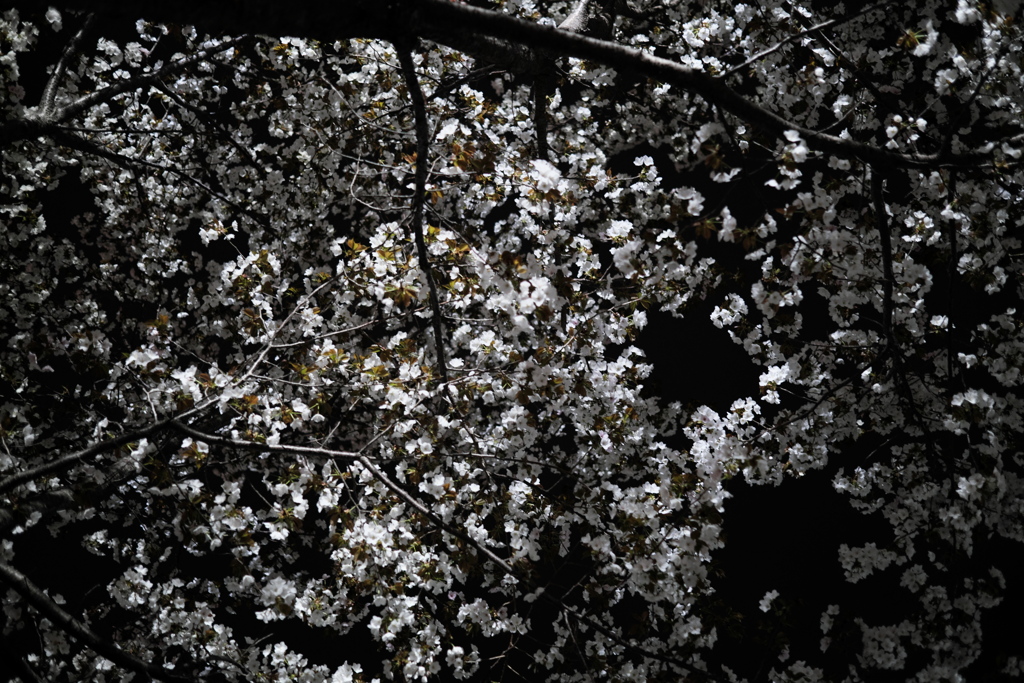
[1,1,1023,681]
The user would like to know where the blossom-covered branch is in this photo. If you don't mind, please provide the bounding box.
[406,0,998,169]
[0,419,174,495]
[0,561,192,683]
[2,2,1021,681]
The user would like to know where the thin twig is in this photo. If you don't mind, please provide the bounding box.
[432,65,507,100]
[357,454,515,571]
[170,421,362,460]
[51,35,250,125]
[236,276,338,384]
[46,127,269,228]
[872,168,928,433]
[0,634,44,683]
[945,171,959,399]
[937,42,1010,158]
[534,78,550,161]
[0,384,234,495]
[722,2,890,78]
[154,79,258,165]
[396,43,449,384]
[352,445,728,681]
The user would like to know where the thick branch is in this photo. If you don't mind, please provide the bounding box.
[408,0,988,169]
[10,0,1003,168]
[0,561,191,683]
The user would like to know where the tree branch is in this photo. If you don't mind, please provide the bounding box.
[169,421,362,460]
[39,12,95,118]
[534,78,550,162]
[0,561,192,683]
[0,633,45,683]
[43,126,270,228]
[873,168,928,434]
[11,0,1006,169]
[872,169,895,348]
[408,0,989,169]
[352,451,727,681]
[396,43,449,385]
[944,171,959,399]
[356,453,516,574]
[0,418,173,495]
[45,35,248,126]
[0,391,222,494]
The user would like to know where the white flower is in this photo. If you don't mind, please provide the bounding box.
[530,159,561,192]
[611,240,640,277]
[955,0,982,23]
[718,207,737,242]
[784,130,809,163]
[45,7,62,31]
[759,589,780,612]
[126,347,161,369]
[957,473,986,500]
[606,220,632,240]
[331,664,362,683]
[711,293,747,328]
[261,576,297,606]
[911,20,938,56]
[436,118,459,140]
[951,389,995,410]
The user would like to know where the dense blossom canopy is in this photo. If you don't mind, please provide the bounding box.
[1,1,1023,681]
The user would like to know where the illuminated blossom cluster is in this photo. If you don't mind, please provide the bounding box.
[1,1,1023,681]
